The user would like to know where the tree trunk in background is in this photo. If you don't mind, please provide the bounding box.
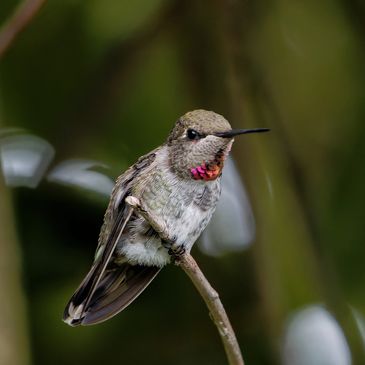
[0,178,30,365]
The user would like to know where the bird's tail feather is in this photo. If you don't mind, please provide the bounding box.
[63,263,160,326]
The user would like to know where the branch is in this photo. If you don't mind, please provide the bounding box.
[176,254,244,365]
[0,0,46,59]
[125,196,244,364]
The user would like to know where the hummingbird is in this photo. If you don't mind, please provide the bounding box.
[63,109,269,326]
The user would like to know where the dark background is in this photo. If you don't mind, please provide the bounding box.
[1,0,365,364]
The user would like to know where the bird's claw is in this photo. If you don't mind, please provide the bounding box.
[162,235,186,258]
[168,246,186,257]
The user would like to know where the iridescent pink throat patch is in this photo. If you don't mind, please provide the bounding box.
[191,147,228,181]
[191,162,222,181]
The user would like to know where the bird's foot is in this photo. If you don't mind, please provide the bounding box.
[162,236,186,260]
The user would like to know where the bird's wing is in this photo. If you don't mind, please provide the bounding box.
[95,148,159,260]
[63,148,160,325]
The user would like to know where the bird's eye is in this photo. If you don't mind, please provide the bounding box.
[187,129,201,140]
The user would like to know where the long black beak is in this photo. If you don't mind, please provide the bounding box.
[214,128,270,138]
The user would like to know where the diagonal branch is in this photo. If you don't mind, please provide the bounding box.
[0,0,46,59]
[176,254,244,365]
[126,197,244,364]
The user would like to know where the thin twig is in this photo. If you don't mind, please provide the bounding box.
[0,0,46,59]
[176,254,244,365]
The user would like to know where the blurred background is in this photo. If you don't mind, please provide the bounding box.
[1,0,365,364]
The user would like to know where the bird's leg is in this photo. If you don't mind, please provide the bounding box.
[162,236,186,258]
[125,196,185,258]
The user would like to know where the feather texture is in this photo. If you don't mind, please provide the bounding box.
[63,149,160,326]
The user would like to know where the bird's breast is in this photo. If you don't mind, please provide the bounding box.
[144,171,221,251]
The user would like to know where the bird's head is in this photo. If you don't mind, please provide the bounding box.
[167,109,269,181]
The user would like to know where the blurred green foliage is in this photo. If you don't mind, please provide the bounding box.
[1,0,365,364]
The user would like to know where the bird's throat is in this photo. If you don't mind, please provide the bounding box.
[190,148,228,181]
[191,163,222,181]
